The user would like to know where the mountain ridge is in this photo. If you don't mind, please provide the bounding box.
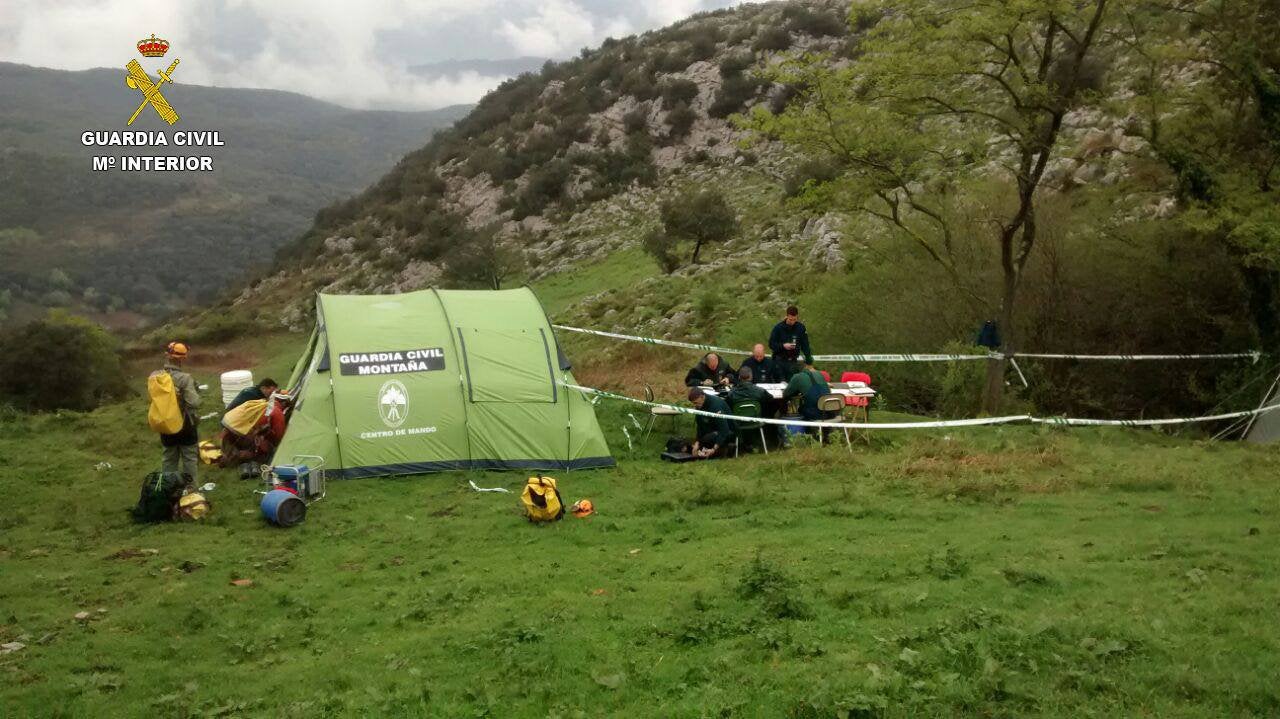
[0,61,471,328]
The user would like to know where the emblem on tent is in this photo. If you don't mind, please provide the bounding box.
[378,380,408,428]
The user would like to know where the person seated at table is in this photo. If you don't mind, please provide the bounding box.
[688,387,734,459]
[728,367,789,450]
[727,367,770,409]
[770,306,814,380]
[782,363,832,422]
[684,352,735,387]
[740,344,782,384]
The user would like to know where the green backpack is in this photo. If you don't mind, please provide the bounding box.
[131,471,188,523]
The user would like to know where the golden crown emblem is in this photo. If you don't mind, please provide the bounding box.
[137,34,170,58]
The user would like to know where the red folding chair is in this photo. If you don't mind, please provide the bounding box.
[819,370,830,382]
[839,371,872,431]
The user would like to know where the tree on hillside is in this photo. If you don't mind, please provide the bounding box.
[749,0,1114,411]
[659,189,739,264]
[444,226,525,290]
[643,228,681,273]
[1123,0,1280,349]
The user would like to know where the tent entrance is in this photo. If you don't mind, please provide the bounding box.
[457,326,557,404]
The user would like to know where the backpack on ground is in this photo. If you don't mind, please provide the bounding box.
[132,471,189,523]
[520,476,564,522]
[147,370,184,434]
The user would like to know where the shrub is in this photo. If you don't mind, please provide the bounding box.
[410,211,472,261]
[689,34,718,62]
[581,147,657,197]
[666,103,697,139]
[511,159,573,220]
[625,130,653,161]
[752,26,792,52]
[444,228,524,290]
[654,45,694,73]
[0,311,128,412]
[784,156,843,197]
[727,24,755,45]
[643,229,681,274]
[661,79,700,106]
[783,6,847,37]
[623,104,650,134]
[620,65,659,101]
[709,74,762,118]
[719,51,754,78]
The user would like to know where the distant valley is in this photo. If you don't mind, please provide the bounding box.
[0,62,470,328]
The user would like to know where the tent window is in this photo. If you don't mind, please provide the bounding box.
[457,327,557,403]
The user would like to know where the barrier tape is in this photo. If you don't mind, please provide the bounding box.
[563,383,1031,430]
[553,325,745,356]
[1030,407,1277,427]
[1015,351,1261,362]
[552,324,1260,364]
[561,383,1280,431]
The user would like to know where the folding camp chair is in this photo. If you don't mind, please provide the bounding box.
[816,393,853,452]
[839,371,872,443]
[731,400,768,457]
[642,384,682,441]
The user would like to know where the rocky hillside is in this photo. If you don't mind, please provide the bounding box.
[220,2,856,326]
[205,0,1273,419]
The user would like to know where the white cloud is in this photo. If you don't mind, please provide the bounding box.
[643,0,714,26]
[0,0,746,109]
[498,0,631,58]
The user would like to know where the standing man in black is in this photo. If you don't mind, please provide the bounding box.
[769,305,813,380]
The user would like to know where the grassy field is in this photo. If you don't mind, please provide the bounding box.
[2,338,1280,718]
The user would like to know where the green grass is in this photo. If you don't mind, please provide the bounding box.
[532,247,659,318]
[3,349,1280,717]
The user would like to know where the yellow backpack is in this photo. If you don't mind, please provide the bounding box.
[520,476,565,522]
[221,399,268,437]
[147,370,184,434]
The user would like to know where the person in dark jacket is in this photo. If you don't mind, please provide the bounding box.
[769,306,814,380]
[739,343,782,384]
[727,367,771,409]
[728,367,788,450]
[684,352,736,387]
[226,378,278,411]
[689,388,734,458]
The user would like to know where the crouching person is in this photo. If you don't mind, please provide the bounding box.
[689,387,734,459]
[218,394,287,472]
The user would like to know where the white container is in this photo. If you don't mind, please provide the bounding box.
[220,369,254,406]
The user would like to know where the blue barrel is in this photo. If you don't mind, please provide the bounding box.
[261,489,307,527]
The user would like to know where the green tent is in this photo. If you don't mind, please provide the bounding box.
[273,288,614,479]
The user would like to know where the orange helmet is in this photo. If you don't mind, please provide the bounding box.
[571,499,594,518]
[166,341,189,359]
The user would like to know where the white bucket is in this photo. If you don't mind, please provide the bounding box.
[220,370,254,406]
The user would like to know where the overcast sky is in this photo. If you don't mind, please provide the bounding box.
[0,0,746,111]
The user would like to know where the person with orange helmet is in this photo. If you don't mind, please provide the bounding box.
[159,341,201,481]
